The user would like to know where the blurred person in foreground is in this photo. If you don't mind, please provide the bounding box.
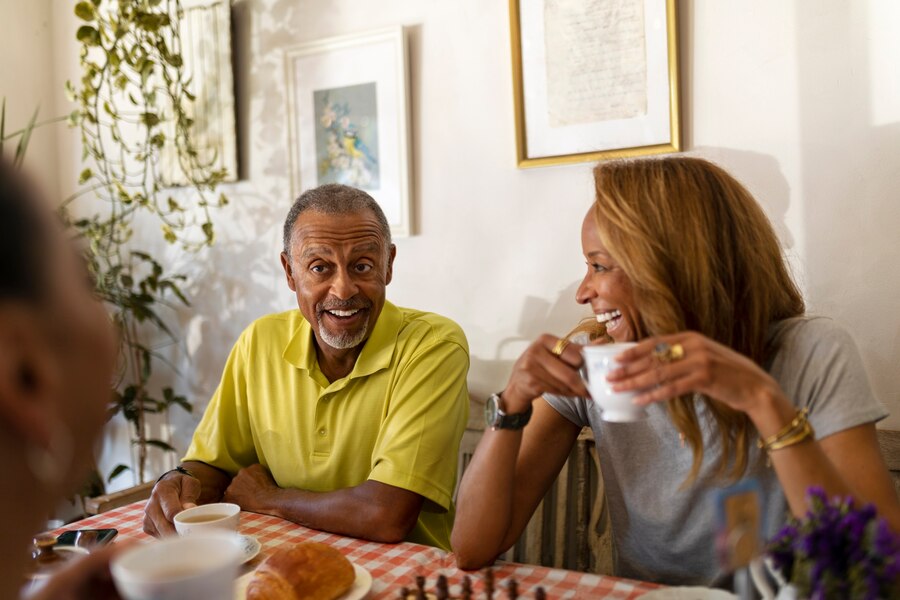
[452,156,900,585]
[143,184,469,550]
[0,156,121,598]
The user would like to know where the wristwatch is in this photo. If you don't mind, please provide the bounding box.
[484,393,533,430]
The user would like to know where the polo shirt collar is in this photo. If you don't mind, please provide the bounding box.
[282,300,402,381]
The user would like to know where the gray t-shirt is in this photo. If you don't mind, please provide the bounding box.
[544,317,887,585]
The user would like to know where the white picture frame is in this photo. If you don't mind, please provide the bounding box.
[510,0,681,168]
[284,26,413,237]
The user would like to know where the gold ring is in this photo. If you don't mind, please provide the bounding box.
[653,342,685,363]
[551,338,569,357]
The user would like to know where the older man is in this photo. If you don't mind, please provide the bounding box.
[143,184,469,549]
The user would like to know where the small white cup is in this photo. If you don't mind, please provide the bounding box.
[582,343,649,422]
[111,532,243,600]
[173,502,240,536]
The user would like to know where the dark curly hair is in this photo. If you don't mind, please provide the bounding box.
[0,157,50,302]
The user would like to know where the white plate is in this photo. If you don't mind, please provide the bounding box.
[639,587,737,599]
[238,535,261,565]
[234,562,371,599]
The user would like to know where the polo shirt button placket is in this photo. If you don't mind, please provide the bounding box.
[318,428,327,437]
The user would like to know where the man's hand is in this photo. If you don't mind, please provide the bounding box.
[222,464,280,513]
[142,471,201,537]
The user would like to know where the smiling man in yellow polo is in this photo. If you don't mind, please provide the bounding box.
[142,184,469,549]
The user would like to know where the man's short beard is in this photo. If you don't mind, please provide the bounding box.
[317,318,369,349]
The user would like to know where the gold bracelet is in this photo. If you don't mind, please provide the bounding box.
[766,419,815,451]
[756,408,809,450]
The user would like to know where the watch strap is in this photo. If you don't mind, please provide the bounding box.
[489,393,533,430]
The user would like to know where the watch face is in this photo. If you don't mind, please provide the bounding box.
[484,395,499,427]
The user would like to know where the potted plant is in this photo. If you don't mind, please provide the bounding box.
[61,0,230,498]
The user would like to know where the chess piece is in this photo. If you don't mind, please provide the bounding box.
[399,587,409,599]
[484,568,494,599]
[435,574,448,600]
[461,575,472,600]
[535,586,546,600]
[415,575,426,600]
[506,578,518,599]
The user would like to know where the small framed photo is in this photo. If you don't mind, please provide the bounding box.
[509,0,682,168]
[284,27,413,237]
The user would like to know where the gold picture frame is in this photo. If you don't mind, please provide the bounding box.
[510,0,681,168]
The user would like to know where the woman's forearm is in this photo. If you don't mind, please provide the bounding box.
[452,428,524,568]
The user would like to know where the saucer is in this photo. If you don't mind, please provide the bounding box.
[238,535,261,564]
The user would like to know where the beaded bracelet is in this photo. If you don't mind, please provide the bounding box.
[757,407,815,452]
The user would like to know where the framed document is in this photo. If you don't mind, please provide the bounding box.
[510,0,681,168]
[284,27,412,237]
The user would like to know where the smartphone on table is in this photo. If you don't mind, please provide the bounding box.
[55,528,118,547]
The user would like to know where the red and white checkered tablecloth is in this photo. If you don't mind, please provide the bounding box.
[53,501,662,599]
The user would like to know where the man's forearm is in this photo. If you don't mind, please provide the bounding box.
[235,478,422,544]
[181,460,231,504]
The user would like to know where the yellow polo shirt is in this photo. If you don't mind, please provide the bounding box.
[183,301,469,549]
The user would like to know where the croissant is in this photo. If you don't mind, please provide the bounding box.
[245,541,356,600]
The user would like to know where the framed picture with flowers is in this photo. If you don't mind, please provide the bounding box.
[284,26,412,236]
[509,0,682,168]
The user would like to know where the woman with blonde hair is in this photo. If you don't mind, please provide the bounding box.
[452,156,900,585]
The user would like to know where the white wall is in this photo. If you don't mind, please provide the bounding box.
[8,0,900,486]
[0,0,60,198]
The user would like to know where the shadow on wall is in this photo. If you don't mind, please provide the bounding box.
[469,279,588,400]
[690,146,795,251]
[163,0,318,455]
[793,2,900,423]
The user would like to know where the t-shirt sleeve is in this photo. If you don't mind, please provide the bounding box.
[182,330,258,473]
[368,337,470,513]
[542,392,591,428]
[771,317,888,439]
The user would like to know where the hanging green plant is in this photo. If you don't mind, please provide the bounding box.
[63,0,231,486]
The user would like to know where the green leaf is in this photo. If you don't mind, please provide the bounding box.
[78,168,92,184]
[140,112,160,127]
[162,224,176,243]
[202,222,214,244]
[107,463,131,482]
[143,439,176,452]
[74,2,95,21]
[167,197,180,212]
[76,25,101,46]
[140,60,154,86]
[64,80,76,101]
[14,106,40,168]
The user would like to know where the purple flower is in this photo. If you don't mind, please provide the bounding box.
[766,487,900,599]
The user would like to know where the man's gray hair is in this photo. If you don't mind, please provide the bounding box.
[282,184,392,257]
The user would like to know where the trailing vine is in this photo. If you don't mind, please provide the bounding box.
[64,0,230,485]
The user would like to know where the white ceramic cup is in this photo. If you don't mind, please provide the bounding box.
[581,343,649,422]
[173,502,240,536]
[111,532,243,600]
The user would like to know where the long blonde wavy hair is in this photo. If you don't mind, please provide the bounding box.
[589,156,805,482]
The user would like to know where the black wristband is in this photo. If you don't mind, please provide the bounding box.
[155,465,194,485]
